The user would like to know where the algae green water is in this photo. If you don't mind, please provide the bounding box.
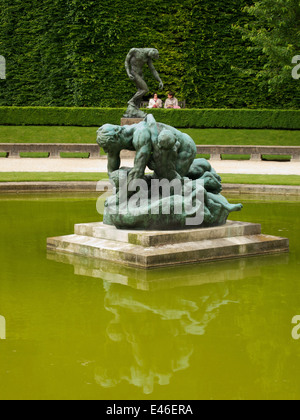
[0,193,300,400]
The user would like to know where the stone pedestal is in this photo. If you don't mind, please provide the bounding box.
[121,118,143,126]
[47,221,289,269]
[251,153,262,161]
[120,150,136,159]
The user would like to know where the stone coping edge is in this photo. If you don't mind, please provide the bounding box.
[0,181,300,195]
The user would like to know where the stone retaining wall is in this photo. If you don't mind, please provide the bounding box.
[196,145,300,161]
[0,143,101,159]
[0,181,299,196]
[1,144,299,161]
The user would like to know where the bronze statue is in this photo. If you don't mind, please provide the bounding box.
[97,114,196,184]
[97,114,242,230]
[124,48,164,118]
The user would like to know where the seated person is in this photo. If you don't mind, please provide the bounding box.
[148,93,163,108]
[164,92,181,109]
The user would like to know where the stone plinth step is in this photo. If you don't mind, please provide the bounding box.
[121,118,143,126]
[47,221,289,269]
[74,221,261,246]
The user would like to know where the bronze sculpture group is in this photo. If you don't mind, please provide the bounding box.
[96,48,242,230]
[97,114,242,230]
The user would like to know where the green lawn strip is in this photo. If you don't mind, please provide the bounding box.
[0,126,97,143]
[0,172,108,182]
[0,172,299,186]
[197,153,290,161]
[19,152,91,158]
[222,154,290,161]
[196,154,210,159]
[59,152,91,158]
[1,126,300,146]
[221,154,250,161]
[220,174,300,186]
[261,154,291,161]
[183,128,300,146]
[20,152,50,158]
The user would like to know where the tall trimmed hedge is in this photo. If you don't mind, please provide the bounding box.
[1,107,300,129]
[0,0,299,109]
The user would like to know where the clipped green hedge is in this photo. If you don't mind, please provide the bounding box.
[0,107,300,129]
[0,107,123,127]
[149,109,300,129]
[0,0,299,109]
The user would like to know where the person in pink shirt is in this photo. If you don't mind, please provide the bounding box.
[164,92,181,109]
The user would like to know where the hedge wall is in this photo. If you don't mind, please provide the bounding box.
[0,0,299,109]
[0,107,123,127]
[1,107,300,129]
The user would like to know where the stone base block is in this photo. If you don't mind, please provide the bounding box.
[120,150,136,159]
[121,118,143,126]
[47,221,289,269]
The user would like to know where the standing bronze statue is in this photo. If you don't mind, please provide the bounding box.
[124,48,164,118]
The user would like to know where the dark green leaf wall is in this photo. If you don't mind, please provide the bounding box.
[0,0,298,108]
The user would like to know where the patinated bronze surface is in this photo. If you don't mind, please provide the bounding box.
[96,114,242,230]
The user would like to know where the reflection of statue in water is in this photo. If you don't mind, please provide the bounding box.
[124,48,164,119]
[94,281,234,395]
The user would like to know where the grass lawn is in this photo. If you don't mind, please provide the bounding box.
[0,173,108,182]
[220,174,300,186]
[0,172,300,186]
[0,126,300,146]
[182,128,300,146]
[0,126,98,143]
[196,153,291,161]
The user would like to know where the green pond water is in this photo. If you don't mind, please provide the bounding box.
[0,193,300,400]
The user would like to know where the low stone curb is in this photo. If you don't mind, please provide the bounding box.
[0,181,300,195]
[0,181,102,193]
[223,183,300,196]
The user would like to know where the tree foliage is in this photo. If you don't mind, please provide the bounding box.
[235,0,300,94]
[0,0,299,108]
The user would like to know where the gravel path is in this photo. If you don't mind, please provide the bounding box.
[0,158,299,175]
